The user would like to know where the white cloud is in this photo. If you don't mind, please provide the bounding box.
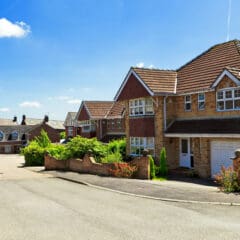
[148,64,155,69]
[0,18,30,38]
[19,101,41,108]
[67,99,82,104]
[48,96,70,101]
[0,107,10,112]
[136,62,144,68]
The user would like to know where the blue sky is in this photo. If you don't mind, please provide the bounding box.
[0,0,240,120]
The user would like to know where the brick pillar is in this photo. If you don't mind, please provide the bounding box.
[232,149,240,183]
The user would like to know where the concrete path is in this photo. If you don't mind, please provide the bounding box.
[0,154,52,180]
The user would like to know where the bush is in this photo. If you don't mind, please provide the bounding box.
[159,147,168,176]
[35,129,51,148]
[109,163,137,178]
[64,136,107,162]
[149,155,156,179]
[107,138,126,160]
[214,166,240,193]
[60,131,66,140]
[101,152,123,163]
[21,141,45,166]
[47,144,67,160]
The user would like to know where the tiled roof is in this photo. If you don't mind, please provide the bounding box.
[166,118,240,134]
[0,119,17,125]
[84,101,114,119]
[25,118,64,130]
[226,66,240,80]
[0,125,36,134]
[177,40,240,93]
[106,102,125,119]
[132,67,177,94]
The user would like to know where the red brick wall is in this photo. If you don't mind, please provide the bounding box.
[29,123,60,143]
[129,117,155,137]
[117,74,151,101]
[106,118,125,133]
[78,105,90,121]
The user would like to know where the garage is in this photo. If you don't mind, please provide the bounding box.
[211,141,240,177]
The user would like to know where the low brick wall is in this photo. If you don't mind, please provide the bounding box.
[44,154,150,179]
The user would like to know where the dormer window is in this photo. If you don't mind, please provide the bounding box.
[217,88,240,111]
[184,95,191,111]
[129,98,154,116]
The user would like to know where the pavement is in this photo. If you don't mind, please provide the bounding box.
[1,154,239,205]
[30,167,240,205]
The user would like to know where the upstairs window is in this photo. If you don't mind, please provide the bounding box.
[129,98,154,116]
[217,88,240,111]
[68,127,74,137]
[184,95,191,111]
[79,120,96,133]
[0,131,4,141]
[198,93,205,110]
[11,131,18,141]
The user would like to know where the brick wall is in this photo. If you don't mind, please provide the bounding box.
[45,153,150,179]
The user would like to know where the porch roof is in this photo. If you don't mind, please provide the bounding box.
[165,118,240,136]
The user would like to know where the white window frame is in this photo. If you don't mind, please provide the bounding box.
[198,93,205,111]
[129,98,154,116]
[80,120,96,133]
[216,87,240,111]
[184,95,191,111]
[130,137,155,156]
[68,126,74,137]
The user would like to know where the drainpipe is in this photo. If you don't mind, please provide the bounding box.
[163,96,168,131]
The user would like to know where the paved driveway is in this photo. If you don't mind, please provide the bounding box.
[0,154,51,180]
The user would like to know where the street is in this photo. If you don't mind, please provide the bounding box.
[0,155,240,240]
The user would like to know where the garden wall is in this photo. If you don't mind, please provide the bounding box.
[44,154,150,179]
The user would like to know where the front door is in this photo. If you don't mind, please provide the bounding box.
[180,138,191,168]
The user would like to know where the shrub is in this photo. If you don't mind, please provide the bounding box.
[21,141,45,166]
[159,147,168,176]
[47,144,67,160]
[214,166,240,193]
[64,136,107,162]
[149,155,156,179]
[101,152,123,163]
[60,131,66,140]
[107,138,126,160]
[35,129,51,148]
[109,163,137,178]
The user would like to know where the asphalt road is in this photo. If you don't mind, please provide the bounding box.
[0,155,240,240]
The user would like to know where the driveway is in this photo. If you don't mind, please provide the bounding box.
[0,155,240,240]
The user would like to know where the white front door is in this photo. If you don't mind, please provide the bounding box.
[180,138,191,168]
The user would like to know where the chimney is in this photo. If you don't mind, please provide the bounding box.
[44,115,49,123]
[13,116,17,123]
[21,115,26,125]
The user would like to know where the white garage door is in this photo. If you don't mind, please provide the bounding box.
[211,141,240,177]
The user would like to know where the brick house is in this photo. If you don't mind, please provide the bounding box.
[64,112,78,138]
[115,40,240,178]
[75,101,125,142]
[0,116,64,153]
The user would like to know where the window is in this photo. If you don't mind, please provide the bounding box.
[129,98,154,116]
[0,131,4,141]
[198,93,205,110]
[68,127,74,137]
[184,95,191,111]
[216,88,240,111]
[130,137,154,156]
[11,131,18,141]
[80,120,96,133]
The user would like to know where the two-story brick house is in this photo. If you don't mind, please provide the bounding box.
[64,112,78,138]
[75,101,125,142]
[115,40,240,178]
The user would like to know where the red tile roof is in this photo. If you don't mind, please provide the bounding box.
[106,101,125,119]
[132,67,177,94]
[177,40,240,93]
[84,101,114,119]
